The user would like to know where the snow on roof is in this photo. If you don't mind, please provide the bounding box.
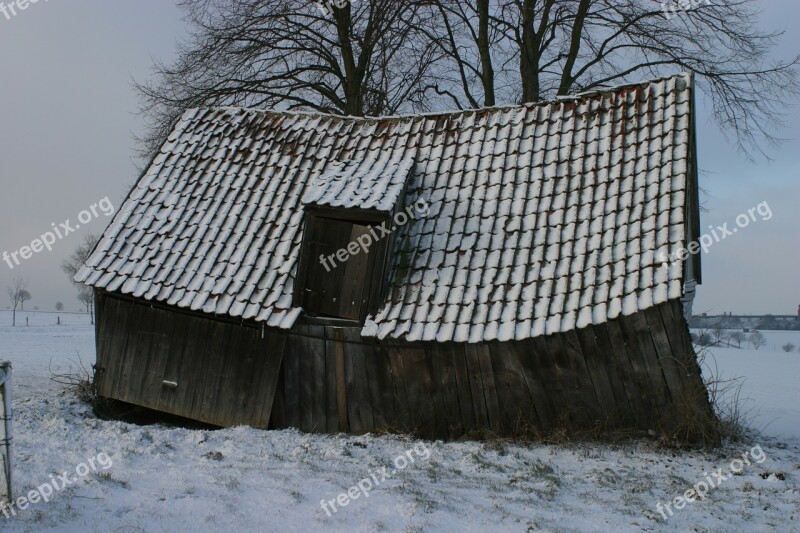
[302,155,414,212]
[76,73,695,343]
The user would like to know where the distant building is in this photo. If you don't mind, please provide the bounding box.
[689,309,800,331]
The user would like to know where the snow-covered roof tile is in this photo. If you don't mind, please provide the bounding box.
[77,74,696,342]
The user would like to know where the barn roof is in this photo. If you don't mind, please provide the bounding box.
[77,73,698,343]
[302,156,415,212]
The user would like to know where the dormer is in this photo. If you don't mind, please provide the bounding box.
[293,157,414,325]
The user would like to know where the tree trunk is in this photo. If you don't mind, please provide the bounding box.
[520,0,556,103]
[557,0,591,96]
[477,0,495,106]
[334,6,364,116]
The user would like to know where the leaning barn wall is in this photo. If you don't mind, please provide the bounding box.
[95,291,711,437]
[94,291,285,428]
[273,299,711,437]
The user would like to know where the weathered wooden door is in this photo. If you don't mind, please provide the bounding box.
[303,219,372,320]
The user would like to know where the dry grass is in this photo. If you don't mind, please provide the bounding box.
[695,344,756,442]
[49,354,97,404]
[49,354,122,417]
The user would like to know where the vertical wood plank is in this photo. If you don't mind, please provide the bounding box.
[450,345,476,431]
[385,345,412,432]
[429,344,462,437]
[643,307,687,401]
[475,344,502,431]
[575,325,632,423]
[618,312,671,411]
[540,334,579,423]
[342,328,375,433]
[562,329,612,421]
[463,344,489,429]
[322,327,340,433]
[333,330,349,432]
[308,326,327,433]
[603,320,654,425]
[488,343,540,431]
[515,339,555,428]
[283,332,301,429]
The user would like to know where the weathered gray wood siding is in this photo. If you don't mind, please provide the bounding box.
[95,291,709,437]
[273,299,710,437]
[94,291,285,428]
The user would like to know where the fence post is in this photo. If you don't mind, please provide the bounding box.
[0,362,11,504]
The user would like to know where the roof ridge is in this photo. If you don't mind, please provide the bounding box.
[182,72,691,126]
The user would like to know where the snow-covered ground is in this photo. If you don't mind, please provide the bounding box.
[699,346,799,440]
[0,311,797,532]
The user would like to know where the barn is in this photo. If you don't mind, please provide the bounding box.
[76,73,713,439]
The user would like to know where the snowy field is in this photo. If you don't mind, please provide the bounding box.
[695,329,800,440]
[0,310,797,532]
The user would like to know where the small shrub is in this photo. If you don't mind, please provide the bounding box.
[697,332,713,347]
[50,355,97,403]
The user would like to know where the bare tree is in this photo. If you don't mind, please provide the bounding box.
[6,277,28,326]
[711,321,725,346]
[78,287,94,317]
[422,0,798,156]
[729,331,746,349]
[18,289,31,311]
[782,342,795,353]
[135,0,439,158]
[695,331,713,347]
[416,0,513,109]
[62,234,100,324]
[749,330,766,351]
[138,0,798,161]
[55,302,64,311]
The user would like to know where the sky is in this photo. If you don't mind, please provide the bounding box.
[0,0,797,316]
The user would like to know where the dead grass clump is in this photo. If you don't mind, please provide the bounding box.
[49,355,97,404]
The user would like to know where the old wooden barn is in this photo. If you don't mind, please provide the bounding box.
[77,73,712,438]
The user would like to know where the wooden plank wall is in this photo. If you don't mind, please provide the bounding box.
[95,291,710,438]
[275,299,711,437]
[94,292,285,428]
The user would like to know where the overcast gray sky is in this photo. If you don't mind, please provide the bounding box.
[0,0,797,316]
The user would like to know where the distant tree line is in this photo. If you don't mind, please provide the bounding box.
[691,328,800,352]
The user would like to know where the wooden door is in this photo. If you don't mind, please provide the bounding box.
[302,218,372,320]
